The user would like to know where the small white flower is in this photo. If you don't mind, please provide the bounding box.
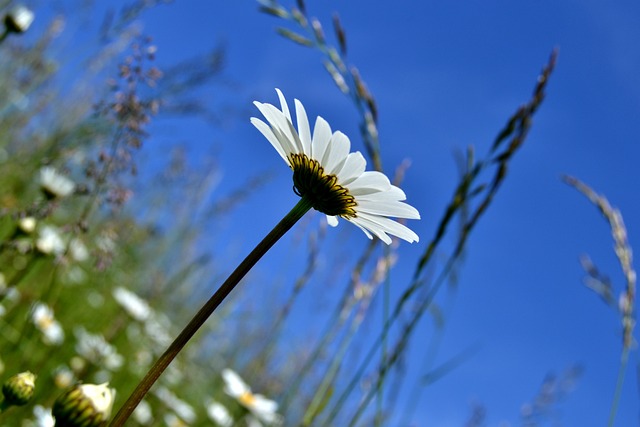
[163,413,188,427]
[222,369,282,426]
[69,238,89,262]
[252,89,420,244]
[18,217,37,233]
[31,405,55,427]
[133,400,153,425]
[36,226,66,256]
[74,327,124,371]
[154,386,196,424]
[113,287,151,321]
[52,365,75,389]
[5,5,35,34]
[206,400,233,427]
[31,303,64,345]
[38,166,76,198]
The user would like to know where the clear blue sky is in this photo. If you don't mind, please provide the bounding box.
[33,0,640,425]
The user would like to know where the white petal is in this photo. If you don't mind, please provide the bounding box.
[347,171,392,192]
[322,131,351,175]
[311,116,332,162]
[356,200,421,219]
[254,102,300,154]
[295,99,312,155]
[251,118,289,163]
[275,88,292,123]
[222,369,249,398]
[349,216,391,244]
[355,185,407,201]
[355,213,419,243]
[326,215,339,227]
[336,151,367,185]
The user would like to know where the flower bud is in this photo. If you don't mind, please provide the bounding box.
[52,383,115,427]
[2,371,36,406]
[4,5,35,34]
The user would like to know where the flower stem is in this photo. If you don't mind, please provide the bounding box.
[108,197,314,426]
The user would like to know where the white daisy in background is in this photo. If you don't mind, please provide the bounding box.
[113,286,151,322]
[35,225,66,256]
[31,303,64,345]
[52,365,75,389]
[153,386,196,425]
[30,405,55,427]
[68,238,89,262]
[133,399,153,425]
[38,166,76,199]
[252,89,420,244]
[74,327,124,371]
[4,5,35,34]
[222,369,282,426]
[18,216,37,233]
[206,399,233,427]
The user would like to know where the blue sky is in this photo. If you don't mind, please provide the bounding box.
[29,0,640,425]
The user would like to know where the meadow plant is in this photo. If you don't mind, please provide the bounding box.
[0,1,635,427]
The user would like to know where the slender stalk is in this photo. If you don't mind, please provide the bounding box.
[108,197,313,426]
[607,348,629,427]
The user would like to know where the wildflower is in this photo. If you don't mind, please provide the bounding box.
[252,89,420,244]
[18,216,37,233]
[52,383,115,427]
[222,369,282,426]
[53,365,75,389]
[69,238,89,262]
[153,386,196,424]
[206,400,233,427]
[31,405,55,427]
[38,166,76,199]
[31,303,64,345]
[36,226,66,256]
[3,5,34,34]
[133,400,153,425]
[2,371,36,406]
[113,287,151,322]
[74,327,124,371]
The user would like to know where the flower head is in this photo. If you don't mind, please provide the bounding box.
[52,383,115,427]
[222,369,282,426]
[32,302,64,345]
[206,400,233,427]
[2,371,36,406]
[252,89,419,244]
[38,166,76,199]
[36,225,66,256]
[4,5,35,34]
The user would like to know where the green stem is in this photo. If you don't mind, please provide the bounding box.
[108,197,313,427]
[607,348,629,427]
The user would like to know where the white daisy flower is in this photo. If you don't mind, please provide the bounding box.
[18,216,37,233]
[30,405,55,427]
[5,5,35,34]
[113,287,151,322]
[222,369,282,426]
[74,327,124,371]
[133,399,153,425]
[206,399,233,427]
[153,386,196,424]
[35,226,66,256]
[31,303,64,345]
[251,89,420,244]
[38,166,76,198]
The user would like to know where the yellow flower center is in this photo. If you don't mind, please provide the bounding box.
[289,153,357,218]
[239,391,257,408]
